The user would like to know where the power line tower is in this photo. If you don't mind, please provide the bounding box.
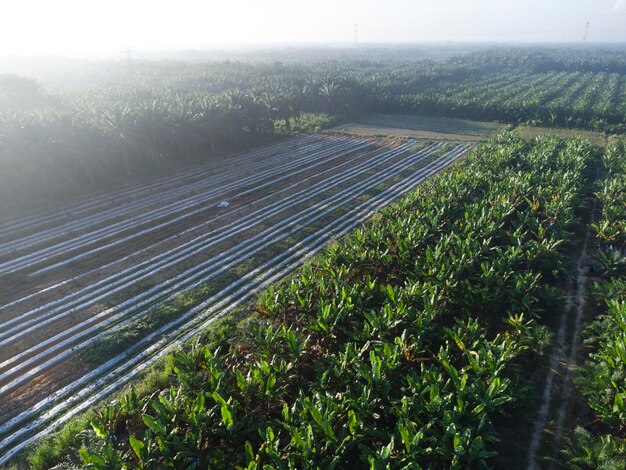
[354,24,358,46]
[583,21,590,41]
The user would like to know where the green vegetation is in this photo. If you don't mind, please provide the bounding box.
[514,126,609,148]
[564,140,626,468]
[560,427,626,470]
[410,71,626,133]
[28,133,600,468]
[275,113,337,134]
[3,47,626,213]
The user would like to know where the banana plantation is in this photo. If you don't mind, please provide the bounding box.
[2,45,626,469]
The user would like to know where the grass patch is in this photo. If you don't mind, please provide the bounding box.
[25,414,95,470]
[359,114,504,136]
[274,113,337,134]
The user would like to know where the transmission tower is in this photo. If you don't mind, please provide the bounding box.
[354,24,358,46]
[583,21,590,41]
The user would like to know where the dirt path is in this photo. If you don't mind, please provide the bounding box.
[526,201,596,469]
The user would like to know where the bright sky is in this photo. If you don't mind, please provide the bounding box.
[1,0,625,56]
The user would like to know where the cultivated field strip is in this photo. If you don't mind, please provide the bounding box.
[29,137,376,276]
[1,138,361,261]
[0,138,375,306]
[0,135,321,239]
[0,136,321,243]
[0,138,381,313]
[1,134,423,377]
[0,136,331,256]
[0,140,439,383]
[0,140,470,464]
[0,138,375,311]
[0,136,364,271]
[0,139,419,344]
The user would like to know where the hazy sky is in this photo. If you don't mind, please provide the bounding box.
[1,0,625,56]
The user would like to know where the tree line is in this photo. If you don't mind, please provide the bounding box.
[2,47,626,212]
